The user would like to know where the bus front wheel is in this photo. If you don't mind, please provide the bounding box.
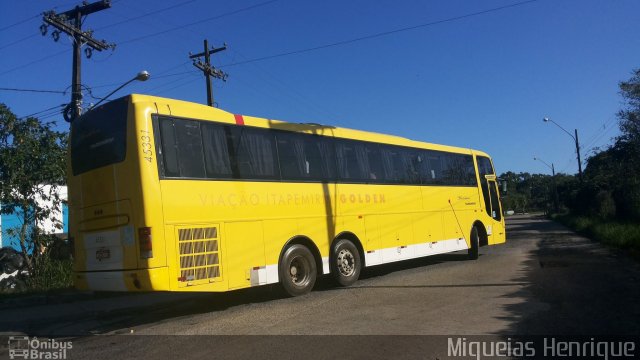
[468,226,480,260]
[279,244,317,297]
[331,239,361,287]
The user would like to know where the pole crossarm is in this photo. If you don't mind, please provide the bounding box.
[43,12,114,51]
[189,39,228,107]
[190,44,227,59]
[192,61,228,80]
[59,0,112,18]
[40,0,114,122]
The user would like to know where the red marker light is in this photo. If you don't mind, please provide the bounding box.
[139,227,153,259]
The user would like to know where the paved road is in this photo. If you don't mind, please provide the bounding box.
[2,214,639,358]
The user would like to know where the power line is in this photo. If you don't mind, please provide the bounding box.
[149,76,200,96]
[0,33,39,51]
[118,0,278,45]
[584,123,619,153]
[0,0,278,78]
[95,0,198,31]
[20,104,66,119]
[0,49,69,77]
[0,87,65,94]
[226,47,344,122]
[220,0,540,68]
[581,116,618,151]
[0,14,39,32]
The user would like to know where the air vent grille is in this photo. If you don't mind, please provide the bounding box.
[177,226,220,282]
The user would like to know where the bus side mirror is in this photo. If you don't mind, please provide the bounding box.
[498,179,507,195]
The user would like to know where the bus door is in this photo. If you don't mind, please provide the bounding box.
[482,175,504,243]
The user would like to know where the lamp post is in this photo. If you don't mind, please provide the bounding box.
[534,156,559,213]
[90,70,151,110]
[542,117,582,180]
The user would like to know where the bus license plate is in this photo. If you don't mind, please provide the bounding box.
[96,247,111,261]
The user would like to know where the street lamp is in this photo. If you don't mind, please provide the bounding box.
[534,156,559,213]
[90,70,151,110]
[533,156,555,176]
[542,117,582,179]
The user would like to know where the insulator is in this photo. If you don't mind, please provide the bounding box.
[52,30,60,42]
[40,24,48,36]
[85,47,93,59]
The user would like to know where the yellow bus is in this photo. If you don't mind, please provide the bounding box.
[69,94,505,296]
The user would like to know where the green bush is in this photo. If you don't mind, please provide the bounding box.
[553,214,640,251]
[26,254,73,292]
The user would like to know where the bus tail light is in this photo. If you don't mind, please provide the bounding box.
[139,227,153,259]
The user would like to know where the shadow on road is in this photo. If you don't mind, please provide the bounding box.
[3,251,474,337]
[497,215,640,335]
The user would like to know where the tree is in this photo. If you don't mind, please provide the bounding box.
[0,103,67,269]
[618,68,640,148]
[575,68,640,220]
[499,171,558,213]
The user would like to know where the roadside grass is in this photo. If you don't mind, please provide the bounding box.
[0,256,73,298]
[27,256,74,291]
[552,213,640,254]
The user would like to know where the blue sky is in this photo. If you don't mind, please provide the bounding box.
[1,0,639,175]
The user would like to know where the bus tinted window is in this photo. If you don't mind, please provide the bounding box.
[202,123,233,178]
[305,135,337,181]
[158,118,180,177]
[477,156,494,176]
[227,126,278,179]
[380,145,420,184]
[276,131,308,179]
[418,151,475,186]
[366,144,384,181]
[153,115,480,187]
[174,119,206,178]
[336,140,372,182]
[71,97,128,175]
[421,150,443,184]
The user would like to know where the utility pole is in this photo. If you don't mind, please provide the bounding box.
[190,40,228,107]
[574,129,582,180]
[41,0,115,122]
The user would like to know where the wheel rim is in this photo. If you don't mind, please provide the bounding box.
[289,255,311,287]
[336,248,356,277]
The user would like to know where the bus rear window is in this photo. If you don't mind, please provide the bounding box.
[71,97,128,175]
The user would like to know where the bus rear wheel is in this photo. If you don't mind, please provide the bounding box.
[468,226,480,260]
[279,244,317,297]
[331,239,361,287]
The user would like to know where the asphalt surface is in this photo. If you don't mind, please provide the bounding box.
[2,214,639,359]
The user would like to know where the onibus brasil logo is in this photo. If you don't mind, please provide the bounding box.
[8,336,72,359]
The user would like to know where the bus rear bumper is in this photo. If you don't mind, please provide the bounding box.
[74,267,170,292]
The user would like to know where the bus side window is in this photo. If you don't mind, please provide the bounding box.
[202,123,232,178]
[174,119,206,178]
[335,140,371,182]
[307,136,336,181]
[228,127,278,180]
[422,150,442,184]
[366,144,384,181]
[403,149,421,185]
[158,118,180,177]
[276,132,308,179]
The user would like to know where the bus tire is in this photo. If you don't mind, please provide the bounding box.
[279,244,317,297]
[331,239,361,287]
[468,226,480,260]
